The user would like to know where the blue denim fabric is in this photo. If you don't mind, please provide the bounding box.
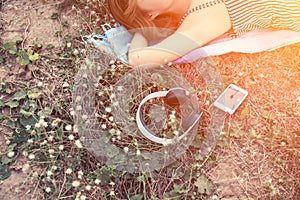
[82,23,133,63]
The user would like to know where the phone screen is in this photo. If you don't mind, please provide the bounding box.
[213,84,248,114]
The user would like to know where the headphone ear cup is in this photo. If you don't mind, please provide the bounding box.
[182,111,201,131]
[165,89,189,106]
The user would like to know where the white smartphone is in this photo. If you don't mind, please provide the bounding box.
[213,84,248,114]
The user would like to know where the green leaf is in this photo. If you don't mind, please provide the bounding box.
[229,128,244,138]
[0,100,4,107]
[195,154,203,161]
[136,174,145,182]
[130,194,143,200]
[54,125,64,140]
[11,131,28,144]
[37,107,52,117]
[1,155,13,165]
[46,44,54,50]
[5,120,16,129]
[240,106,250,120]
[20,116,38,128]
[0,115,8,120]
[194,175,213,195]
[5,101,19,108]
[12,90,27,101]
[55,30,62,37]
[22,100,38,112]
[0,82,7,93]
[11,37,23,43]
[3,38,23,54]
[104,145,119,158]
[27,89,42,99]
[51,13,59,19]
[4,41,17,54]
[16,50,30,66]
[27,48,39,61]
[20,109,33,117]
[249,128,257,139]
[0,164,11,181]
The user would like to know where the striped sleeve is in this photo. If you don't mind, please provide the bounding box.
[224,0,300,36]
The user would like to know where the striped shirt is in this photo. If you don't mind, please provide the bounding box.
[224,0,300,36]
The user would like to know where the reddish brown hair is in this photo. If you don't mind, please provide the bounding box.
[107,0,181,41]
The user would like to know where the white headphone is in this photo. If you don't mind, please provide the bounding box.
[136,87,203,145]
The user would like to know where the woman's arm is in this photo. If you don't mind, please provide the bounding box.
[128,2,231,66]
[128,32,200,66]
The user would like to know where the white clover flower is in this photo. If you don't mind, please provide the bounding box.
[76,105,82,111]
[105,107,112,113]
[28,153,35,160]
[98,91,104,96]
[70,110,75,116]
[51,118,61,127]
[66,168,73,174]
[101,124,107,130]
[22,163,30,173]
[78,170,84,179]
[34,123,41,128]
[85,185,91,191]
[65,125,72,131]
[205,100,210,106]
[67,42,72,48]
[27,139,33,144]
[68,134,75,140]
[25,125,31,130]
[22,150,28,157]
[82,115,87,120]
[109,129,116,135]
[94,179,101,185]
[37,81,43,87]
[136,149,141,156]
[48,149,55,154]
[109,181,115,186]
[41,121,48,128]
[110,94,116,99]
[73,49,79,55]
[58,145,64,151]
[52,166,58,171]
[72,180,80,187]
[5,140,10,145]
[80,195,87,200]
[48,135,53,142]
[73,125,79,133]
[40,140,47,146]
[45,187,51,193]
[108,116,114,121]
[75,140,83,148]
[173,130,179,136]
[123,147,129,153]
[109,190,115,196]
[47,170,53,177]
[7,151,15,158]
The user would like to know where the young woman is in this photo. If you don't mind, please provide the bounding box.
[108,0,300,66]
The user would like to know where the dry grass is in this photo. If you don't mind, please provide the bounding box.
[0,0,299,199]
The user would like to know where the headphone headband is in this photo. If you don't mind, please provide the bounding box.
[136,88,202,145]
